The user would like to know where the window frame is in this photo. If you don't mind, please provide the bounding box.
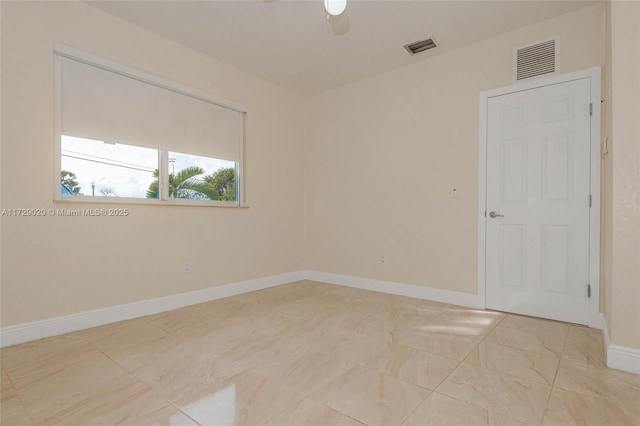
[53,44,247,207]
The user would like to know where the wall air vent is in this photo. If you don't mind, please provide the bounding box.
[404,38,437,56]
[513,36,559,82]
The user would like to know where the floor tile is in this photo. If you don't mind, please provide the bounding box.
[383,303,448,325]
[3,282,639,426]
[34,375,167,425]
[76,317,155,342]
[174,370,303,425]
[264,397,364,426]
[333,298,393,317]
[566,325,602,341]
[308,290,352,307]
[120,405,199,426]
[464,341,559,385]
[353,316,398,343]
[285,280,330,292]
[236,309,302,336]
[132,349,245,402]
[2,334,99,389]
[88,318,168,346]
[391,296,454,311]
[0,333,89,368]
[1,396,34,425]
[395,328,479,361]
[223,303,277,325]
[241,287,311,307]
[147,308,229,335]
[485,325,566,358]
[555,360,640,418]
[320,309,369,334]
[275,298,337,319]
[332,291,395,313]
[500,314,570,338]
[203,299,263,319]
[16,352,129,423]
[320,284,367,298]
[436,363,551,424]
[181,320,265,355]
[1,367,18,402]
[543,388,637,426]
[562,326,606,368]
[420,309,505,339]
[366,343,458,390]
[95,325,197,372]
[254,346,354,395]
[307,330,391,366]
[401,392,526,426]
[222,333,307,369]
[313,365,431,426]
[269,315,329,340]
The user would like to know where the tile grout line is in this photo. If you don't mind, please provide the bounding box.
[4,334,104,426]
[81,336,188,425]
[2,369,39,426]
[165,400,203,426]
[538,324,571,426]
[549,329,636,409]
[432,313,556,425]
[424,312,496,410]
[395,389,433,425]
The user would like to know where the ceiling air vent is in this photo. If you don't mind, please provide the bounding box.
[513,36,559,82]
[404,38,437,56]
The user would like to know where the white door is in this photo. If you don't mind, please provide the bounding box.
[485,78,592,325]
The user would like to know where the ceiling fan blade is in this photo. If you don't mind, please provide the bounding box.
[329,12,349,35]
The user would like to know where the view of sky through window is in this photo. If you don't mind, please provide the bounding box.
[61,135,236,201]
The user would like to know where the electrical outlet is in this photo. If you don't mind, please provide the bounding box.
[380,255,385,265]
[183,261,191,273]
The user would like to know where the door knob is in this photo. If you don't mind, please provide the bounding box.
[489,211,504,218]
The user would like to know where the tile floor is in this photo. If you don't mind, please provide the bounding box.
[1,281,639,425]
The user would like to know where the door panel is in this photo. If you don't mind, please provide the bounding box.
[501,139,527,202]
[485,78,591,324]
[500,225,526,289]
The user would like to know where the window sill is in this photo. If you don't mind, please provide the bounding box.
[54,195,249,208]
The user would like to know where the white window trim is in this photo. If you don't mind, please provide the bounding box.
[53,43,247,207]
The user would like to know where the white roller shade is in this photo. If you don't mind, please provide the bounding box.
[60,55,243,162]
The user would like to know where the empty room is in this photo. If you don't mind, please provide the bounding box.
[1,0,639,425]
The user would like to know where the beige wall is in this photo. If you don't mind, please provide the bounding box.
[0,1,304,326]
[603,0,640,350]
[304,4,606,293]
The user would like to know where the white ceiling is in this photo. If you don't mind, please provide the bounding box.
[87,0,595,96]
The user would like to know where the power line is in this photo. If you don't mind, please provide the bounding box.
[61,149,156,171]
[61,154,155,173]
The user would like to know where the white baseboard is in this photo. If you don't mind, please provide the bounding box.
[600,314,640,374]
[0,270,480,348]
[0,271,305,348]
[304,270,484,309]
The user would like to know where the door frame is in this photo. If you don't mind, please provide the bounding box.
[477,67,601,327]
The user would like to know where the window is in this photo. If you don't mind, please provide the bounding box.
[54,47,246,206]
[165,152,237,202]
[61,136,158,198]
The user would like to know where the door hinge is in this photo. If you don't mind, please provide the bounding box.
[484,210,487,217]
[589,103,593,116]
[589,194,592,207]
[588,284,591,298]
